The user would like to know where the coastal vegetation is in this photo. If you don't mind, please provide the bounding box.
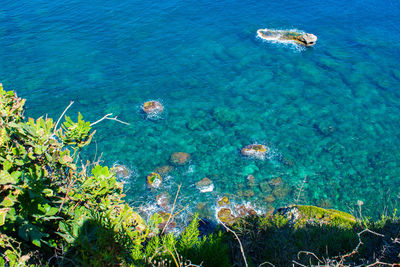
[1,85,399,266]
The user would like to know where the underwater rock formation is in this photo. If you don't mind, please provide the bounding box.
[247,175,255,187]
[196,177,214,192]
[241,144,269,160]
[170,152,191,165]
[156,192,170,210]
[146,172,162,188]
[213,107,238,126]
[154,165,174,176]
[257,29,317,47]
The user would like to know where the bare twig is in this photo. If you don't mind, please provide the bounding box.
[161,184,182,235]
[292,260,307,267]
[54,101,74,133]
[218,219,248,267]
[297,250,323,264]
[258,261,276,267]
[366,260,394,267]
[90,113,130,126]
[335,229,384,264]
[295,176,307,203]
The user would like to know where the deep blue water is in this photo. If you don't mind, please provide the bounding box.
[1,0,400,222]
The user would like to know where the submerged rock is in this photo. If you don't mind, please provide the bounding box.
[112,164,131,180]
[154,165,174,176]
[142,100,164,115]
[259,181,272,193]
[243,189,255,197]
[247,175,255,187]
[268,177,282,186]
[241,144,269,160]
[146,172,162,188]
[170,152,191,165]
[196,177,214,193]
[213,107,238,126]
[156,192,170,210]
[265,194,276,203]
[272,183,291,199]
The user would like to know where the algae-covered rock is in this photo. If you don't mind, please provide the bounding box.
[218,196,230,206]
[142,100,164,115]
[277,205,356,228]
[147,172,162,188]
[241,144,269,160]
[217,208,237,225]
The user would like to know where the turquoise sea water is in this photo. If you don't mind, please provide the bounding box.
[1,0,400,222]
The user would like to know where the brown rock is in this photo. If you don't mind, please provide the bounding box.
[154,165,174,176]
[156,192,170,209]
[170,152,191,165]
[142,100,164,114]
[265,194,276,203]
[112,164,131,179]
[268,177,282,186]
[235,205,247,217]
[195,177,214,192]
[297,33,318,46]
[241,144,269,160]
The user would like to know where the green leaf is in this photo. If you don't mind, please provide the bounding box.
[5,249,17,264]
[0,170,17,185]
[42,188,53,197]
[0,196,14,207]
[3,160,12,171]
[0,208,9,226]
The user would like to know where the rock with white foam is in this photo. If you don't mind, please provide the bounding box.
[196,177,214,193]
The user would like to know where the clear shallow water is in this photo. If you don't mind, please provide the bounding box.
[1,0,400,222]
